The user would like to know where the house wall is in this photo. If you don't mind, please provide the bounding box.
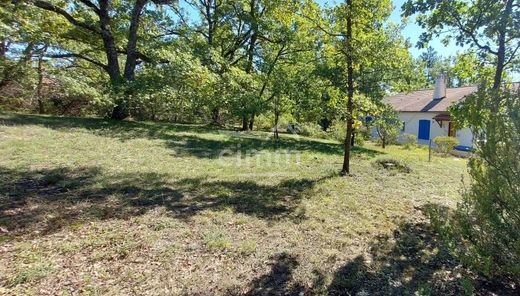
[372,112,474,147]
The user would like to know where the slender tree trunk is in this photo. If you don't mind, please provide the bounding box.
[493,30,506,89]
[492,0,513,90]
[274,111,280,139]
[0,41,6,59]
[249,112,255,130]
[341,0,354,176]
[242,116,248,131]
[36,50,45,114]
[211,108,220,125]
[241,0,258,129]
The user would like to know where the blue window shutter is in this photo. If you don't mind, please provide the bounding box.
[418,120,431,140]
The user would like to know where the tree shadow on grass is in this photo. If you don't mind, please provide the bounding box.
[0,166,330,240]
[236,205,516,296]
[239,253,309,296]
[327,204,517,296]
[0,113,384,159]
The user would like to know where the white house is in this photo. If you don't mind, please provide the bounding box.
[380,75,475,147]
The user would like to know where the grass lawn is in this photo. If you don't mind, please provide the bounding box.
[0,113,495,295]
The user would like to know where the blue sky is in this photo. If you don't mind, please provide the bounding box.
[318,0,464,59]
[388,0,462,58]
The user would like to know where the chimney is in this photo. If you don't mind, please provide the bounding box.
[433,74,446,99]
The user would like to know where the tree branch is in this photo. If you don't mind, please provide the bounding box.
[46,53,107,70]
[450,8,498,55]
[32,0,101,34]
[76,0,100,15]
[504,42,520,66]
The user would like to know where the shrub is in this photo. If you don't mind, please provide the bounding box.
[438,88,520,284]
[299,122,327,139]
[433,136,459,155]
[374,105,402,148]
[328,121,346,143]
[375,128,399,148]
[354,133,365,147]
[403,133,417,149]
[254,114,274,131]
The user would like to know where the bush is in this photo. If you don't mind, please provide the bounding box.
[374,105,402,148]
[403,133,417,149]
[354,132,365,147]
[375,128,399,147]
[328,121,346,143]
[433,136,459,155]
[299,122,327,139]
[254,114,274,131]
[438,88,520,284]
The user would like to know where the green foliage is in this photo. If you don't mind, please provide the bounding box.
[440,88,520,283]
[403,0,519,87]
[374,105,402,149]
[255,113,293,132]
[328,121,346,143]
[403,134,417,149]
[299,122,327,139]
[433,136,459,156]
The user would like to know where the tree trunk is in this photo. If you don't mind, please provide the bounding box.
[341,0,354,176]
[123,0,147,81]
[0,41,6,59]
[211,108,220,125]
[36,51,45,114]
[493,31,506,89]
[242,116,248,131]
[240,0,258,130]
[98,0,127,120]
[382,138,386,149]
[492,0,513,90]
[274,111,280,139]
[249,112,255,131]
[99,0,121,84]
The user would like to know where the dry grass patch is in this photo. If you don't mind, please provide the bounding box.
[1,113,513,295]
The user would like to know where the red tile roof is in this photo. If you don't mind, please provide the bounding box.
[384,86,477,112]
[385,83,520,112]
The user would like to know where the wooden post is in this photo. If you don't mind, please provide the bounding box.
[429,139,432,162]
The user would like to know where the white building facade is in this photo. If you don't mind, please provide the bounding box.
[397,111,473,147]
[378,75,476,148]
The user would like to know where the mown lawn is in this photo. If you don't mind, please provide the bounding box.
[0,113,499,295]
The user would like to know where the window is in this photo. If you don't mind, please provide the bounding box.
[402,121,406,132]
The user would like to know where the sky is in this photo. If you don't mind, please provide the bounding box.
[317,0,519,81]
[318,0,464,59]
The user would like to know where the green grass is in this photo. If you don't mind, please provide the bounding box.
[0,112,490,295]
